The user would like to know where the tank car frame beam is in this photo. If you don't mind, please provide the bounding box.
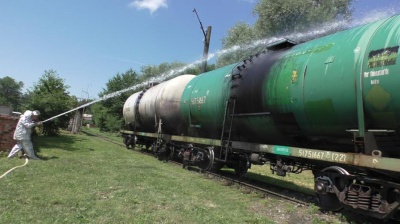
[230,141,400,173]
[125,130,400,174]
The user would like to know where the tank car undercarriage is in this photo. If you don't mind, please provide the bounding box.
[121,131,400,220]
[314,167,400,220]
[251,152,400,220]
[153,140,251,176]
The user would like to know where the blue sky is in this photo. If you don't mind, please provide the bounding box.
[1,0,400,99]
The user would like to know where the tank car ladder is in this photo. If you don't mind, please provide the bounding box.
[218,99,236,162]
[218,65,243,162]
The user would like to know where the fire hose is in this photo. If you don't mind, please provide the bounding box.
[0,157,29,179]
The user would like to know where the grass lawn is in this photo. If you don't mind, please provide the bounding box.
[0,130,350,224]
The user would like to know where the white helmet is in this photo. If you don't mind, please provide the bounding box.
[23,110,32,117]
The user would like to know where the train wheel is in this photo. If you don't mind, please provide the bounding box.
[165,145,175,162]
[211,161,225,172]
[156,144,174,162]
[122,137,128,148]
[197,147,215,171]
[234,154,250,177]
[123,136,129,148]
[316,191,343,211]
[151,143,158,153]
[130,136,136,149]
[315,166,349,211]
[123,135,136,149]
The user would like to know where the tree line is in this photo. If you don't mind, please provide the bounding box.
[0,0,353,135]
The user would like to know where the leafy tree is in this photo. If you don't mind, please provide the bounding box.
[96,69,139,132]
[217,22,259,67]
[217,0,353,66]
[0,76,24,110]
[28,70,74,135]
[253,0,352,38]
[139,62,189,82]
[18,92,32,112]
[91,103,107,131]
[138,61,213,82]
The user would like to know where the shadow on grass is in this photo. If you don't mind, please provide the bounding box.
[236,169,314,196]
[334,209,397,224]
[38,156,59,161]
[34,133,88,152]
[80,131,96,137]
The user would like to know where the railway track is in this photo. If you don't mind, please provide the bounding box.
[81,130,314,207]
[202,169,314,207]
[81,130,400,223]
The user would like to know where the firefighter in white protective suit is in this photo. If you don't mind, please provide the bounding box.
[8,110,43,160]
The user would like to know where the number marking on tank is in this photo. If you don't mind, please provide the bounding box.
[298,149,347,162]
[191,96,207,105]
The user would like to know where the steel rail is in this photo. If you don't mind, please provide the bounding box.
[82,130,314,207]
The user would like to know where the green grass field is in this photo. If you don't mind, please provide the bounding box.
[0,130,350,224]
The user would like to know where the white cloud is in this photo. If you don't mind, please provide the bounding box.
[128,0,168,14]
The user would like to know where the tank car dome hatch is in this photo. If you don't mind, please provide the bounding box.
[146,82,160,88]
[265,39,297,51]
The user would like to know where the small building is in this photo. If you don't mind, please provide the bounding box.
[0,105,13,116]
[0,114,18,152]
[83,114,93,121]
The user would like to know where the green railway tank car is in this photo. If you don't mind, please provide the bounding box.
[122,15,400,219]
[231,15,400,157]
[180,64,236,138]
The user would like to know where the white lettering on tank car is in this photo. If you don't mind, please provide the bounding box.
[363,68,389,79]
[371,79,380,85]
[191,96,207,105]
[299,149,347,162]
[370,68,389,77]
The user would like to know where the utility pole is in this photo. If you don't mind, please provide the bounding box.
[80,89,89,129]
[193,8,212,73]
[71,89,89,134]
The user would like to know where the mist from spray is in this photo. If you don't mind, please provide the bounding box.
[42,61,202,123]
[42,10,397,123]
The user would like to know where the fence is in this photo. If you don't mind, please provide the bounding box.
[0,115,18,152]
